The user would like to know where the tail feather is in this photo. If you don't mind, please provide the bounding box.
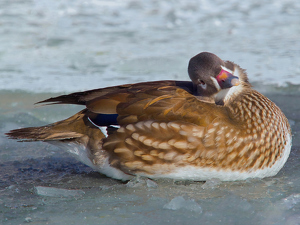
[5,109,130,179]
[6,126,82,141]
[5,109,105,144]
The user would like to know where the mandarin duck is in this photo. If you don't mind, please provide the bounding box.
[6,52,292,181]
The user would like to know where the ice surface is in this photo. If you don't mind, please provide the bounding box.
[201,178,222,189]
[24,217,32,223]
[1,0,300,224]
[0,0,299,94]
[281,193,300,210]
[125,176,147,188]
[146,179,158,188]
[163,196,202,213]
[2,93,299,225]
[125,177,158,188]
[35,186,85,197]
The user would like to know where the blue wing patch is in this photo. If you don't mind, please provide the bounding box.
[89,114,119,126]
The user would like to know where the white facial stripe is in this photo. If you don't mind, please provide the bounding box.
[210,77,221,91]
[220,65,233,74]
[233,65,241,78]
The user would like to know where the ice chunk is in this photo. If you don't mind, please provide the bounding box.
[281,193,300,209]
[146,179,158,188]
[35,186,85,197]
[24,217,32,223]
[163,196,202,213]
[201,178,221,189]
[126,176,146,188]
[125,176,158,188]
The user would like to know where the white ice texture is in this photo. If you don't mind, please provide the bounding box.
[163,196,202,213]
[35,186,85,197]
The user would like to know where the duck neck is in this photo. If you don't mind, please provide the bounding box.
[215,82,247,106]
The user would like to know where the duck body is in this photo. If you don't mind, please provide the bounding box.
[6,52,292,181]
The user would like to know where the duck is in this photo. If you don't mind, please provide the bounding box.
[6,52,292,181]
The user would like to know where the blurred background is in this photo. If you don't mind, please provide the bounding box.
[1,1,300,225]
[0,0,299,93]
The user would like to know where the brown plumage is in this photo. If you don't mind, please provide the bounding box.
[6,52,292,181]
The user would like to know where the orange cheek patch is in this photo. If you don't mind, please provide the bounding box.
[217,70,229,81]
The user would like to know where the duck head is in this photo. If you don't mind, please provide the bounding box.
[188,52,249,104]
[188,52,239,95]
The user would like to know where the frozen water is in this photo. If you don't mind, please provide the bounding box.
[146,179,158,188]
[163,196,202,213]
[0,0,300,93]
[35,186,85,197]
[201,178,222,189]
[0,0,300,224]
[125,176,147,188]
[24,217,32,223]
[125,177,158,188]
[281,193,300,210]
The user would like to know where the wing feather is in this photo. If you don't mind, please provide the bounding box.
[116,86,228,126]
[36,80,179,105]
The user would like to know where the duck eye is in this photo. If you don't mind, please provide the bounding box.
[200,80,205,85]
